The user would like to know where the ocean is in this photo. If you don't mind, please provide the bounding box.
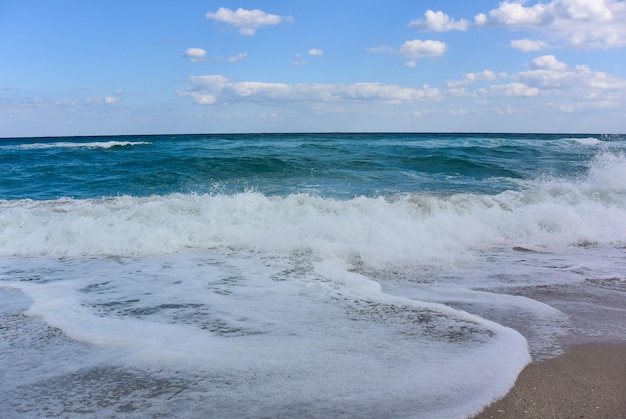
[1,133,625,418]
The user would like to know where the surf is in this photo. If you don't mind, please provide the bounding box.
[1,133,625,418]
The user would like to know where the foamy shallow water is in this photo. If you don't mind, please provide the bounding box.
[1,133,625,417]
[1,253,530,418]
[1,242,624,417]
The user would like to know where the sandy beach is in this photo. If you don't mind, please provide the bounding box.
[474,342,626,418]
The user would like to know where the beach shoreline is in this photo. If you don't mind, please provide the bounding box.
[473,340,626,418]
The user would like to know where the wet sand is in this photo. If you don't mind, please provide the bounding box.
[474,342,626,418]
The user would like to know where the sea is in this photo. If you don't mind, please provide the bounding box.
[1,132,625,418]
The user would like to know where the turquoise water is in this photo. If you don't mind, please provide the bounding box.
[1,133,625,417]
[0,133,611,199]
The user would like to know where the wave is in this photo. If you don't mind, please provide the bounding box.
[4,141,150,150]
[564,137,602,146]
[587,152,626,193]
[1,166,624,264]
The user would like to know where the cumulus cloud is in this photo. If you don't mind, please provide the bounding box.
[368,40,446,66]
[104,96,120,104]
[308,48,324,56]
[486,2,549,25]
[487,83,540,97]
[460,56,626,106]
[177,76,441,105]
[399,39,447,58]
[510,38,549,51]
[478,0,626,48]
[409,10,470,31]
[446,70,507,88]
[516,61,626,96]
[418,1,625,49]
[175,59,626,118]
[183,48,207,62]
[528,55,568,71]
[441,55,626,111]
[206,7,290,36]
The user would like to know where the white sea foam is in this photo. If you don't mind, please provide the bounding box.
[1,250,531,418]
[6,140,150,150]
[0,155,624,261]
[587,151,626,193]
[565,137,602,146]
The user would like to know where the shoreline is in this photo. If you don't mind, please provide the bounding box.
[473,340,626,418]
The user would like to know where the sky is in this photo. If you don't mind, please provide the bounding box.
[1,0,625,137]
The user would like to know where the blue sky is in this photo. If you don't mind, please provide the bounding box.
[1,0,625,137]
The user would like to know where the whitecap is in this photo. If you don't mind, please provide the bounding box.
[12,141,150,150]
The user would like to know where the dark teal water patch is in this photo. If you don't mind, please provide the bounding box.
[0,133,622,200]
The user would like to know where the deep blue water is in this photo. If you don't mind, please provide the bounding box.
[1,132,620,200]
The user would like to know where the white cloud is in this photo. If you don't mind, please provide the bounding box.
[409,10,470,31]
[479,0,626,48]
[445,87,467,97]
[185,51,247,63]
[343,83,437,101]
[485,0,616,25]
[185,75,228,91]
[399,39,447,59]
[206,7,290,36]
[528,55,568,71]
[510,39,549,52]
[367,45,394,53]
[308,48,324,56]
[553,0,614,20]
[368,40,446,66]
[446,70,507,88]
[183,48,207,62]
[179,92,218,105]
[488,83,540,97]
[488,2,549,25]
[215,52,248,63]
[516,62,626,95]
[442,56,626,110]
[474,13,488,26]
[425,1,626,49]
[8,94,124,112]
[177,76,442,105]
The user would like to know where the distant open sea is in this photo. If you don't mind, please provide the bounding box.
[1,133,625,418]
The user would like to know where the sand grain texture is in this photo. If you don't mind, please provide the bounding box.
[475,343,626,418]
